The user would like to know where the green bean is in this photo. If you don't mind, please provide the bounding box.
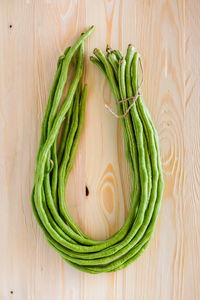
[107,53,119,77]
[131,52,140,95]
[32,27,164,274]
[89,56,107,77]
[112,49,123,60]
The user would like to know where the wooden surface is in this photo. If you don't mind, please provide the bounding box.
[0,0,199,299]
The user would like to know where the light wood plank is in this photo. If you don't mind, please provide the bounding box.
[0,0,199,299]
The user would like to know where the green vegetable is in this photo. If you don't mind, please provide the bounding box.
[32,26,164,274]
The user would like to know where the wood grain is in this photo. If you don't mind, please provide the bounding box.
[0,0,199,299]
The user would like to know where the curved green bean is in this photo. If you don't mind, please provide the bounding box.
[32,26,164,274]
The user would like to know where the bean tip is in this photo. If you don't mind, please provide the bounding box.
[81,25,94,36]
[119,58,125,63]
[112,50,118,55]
[93,48,99,54]
[88,25,95,32]
[106,44,112,52]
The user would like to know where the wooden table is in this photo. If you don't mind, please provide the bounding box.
[1,1,199,299]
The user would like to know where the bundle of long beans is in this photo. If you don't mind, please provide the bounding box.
[32,26,164,274]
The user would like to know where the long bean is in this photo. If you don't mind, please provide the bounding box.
[32,26,164,274]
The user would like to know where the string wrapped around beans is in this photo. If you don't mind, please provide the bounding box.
[32,26,164,274]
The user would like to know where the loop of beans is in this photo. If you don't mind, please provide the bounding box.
[32,26,164,274]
